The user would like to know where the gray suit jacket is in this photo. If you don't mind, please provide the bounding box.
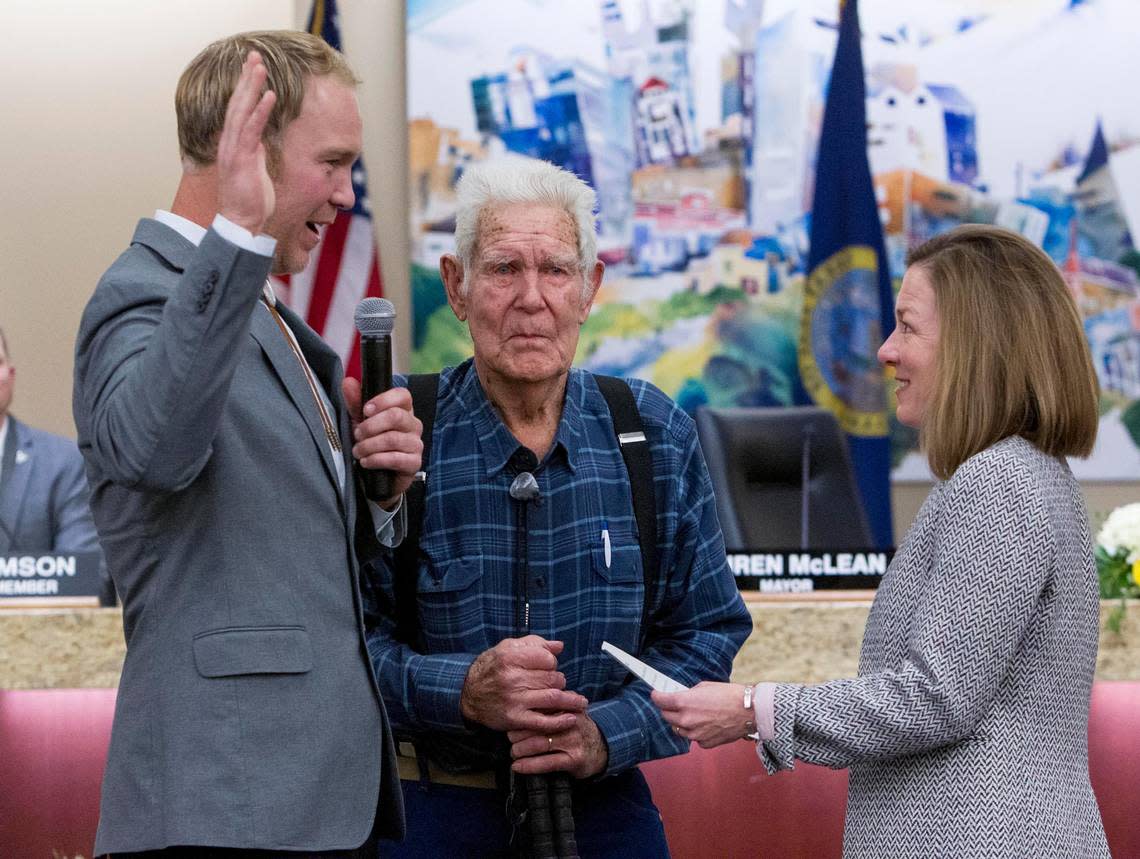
[73,219,403,854]
[759,436,1109,858]
[0,416,102,558]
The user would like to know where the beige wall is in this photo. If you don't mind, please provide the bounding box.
[0,0,408,433]
[3,1,286,435]
[0,1,1133,536]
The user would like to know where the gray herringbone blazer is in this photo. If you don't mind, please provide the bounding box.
[760,435,1109,858]
[74,220,403,854]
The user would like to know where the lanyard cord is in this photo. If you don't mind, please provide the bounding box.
[505,451,582,858]
[516,498,530,634]
[507,449,540,635]
[262,297,342,452]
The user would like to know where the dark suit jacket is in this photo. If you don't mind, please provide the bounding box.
[73,219,403,854]
[0,416,102,561]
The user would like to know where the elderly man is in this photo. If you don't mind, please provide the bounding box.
[0,327,107,601]
[367,158,751,857]
[74,32,419,856]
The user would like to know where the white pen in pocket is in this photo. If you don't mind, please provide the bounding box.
[602,520,611,569]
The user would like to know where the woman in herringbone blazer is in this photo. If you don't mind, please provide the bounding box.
[653,225,1111,858]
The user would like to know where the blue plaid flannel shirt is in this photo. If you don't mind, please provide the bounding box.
[364,359,751,776]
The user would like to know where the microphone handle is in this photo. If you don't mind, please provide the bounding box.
[359,333,395,501]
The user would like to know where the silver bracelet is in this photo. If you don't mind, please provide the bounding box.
[742,684,759,741]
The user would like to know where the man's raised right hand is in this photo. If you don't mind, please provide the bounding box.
[216,51,276,236]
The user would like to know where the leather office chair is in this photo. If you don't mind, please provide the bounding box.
[695,406,873,549]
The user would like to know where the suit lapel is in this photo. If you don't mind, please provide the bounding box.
[249,303,342,494]
[285,306,348,445]
[277,301,354,507]
[287,324,361,567]
[0,419,31,553]
[288,316,356,522]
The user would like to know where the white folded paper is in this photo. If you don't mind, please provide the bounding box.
[601,640,687,693]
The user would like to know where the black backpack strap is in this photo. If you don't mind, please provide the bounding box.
[392,373,439,645]
[593,375,658,652]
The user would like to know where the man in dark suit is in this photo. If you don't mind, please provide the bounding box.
[0,327,106,603]
[73,32,418,856]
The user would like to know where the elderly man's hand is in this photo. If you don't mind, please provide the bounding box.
[216,51,276,236]
[342,380,423,509]
[460,636,587,734]
[508,712,608,780]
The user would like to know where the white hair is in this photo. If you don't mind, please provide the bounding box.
[453,157,598,295]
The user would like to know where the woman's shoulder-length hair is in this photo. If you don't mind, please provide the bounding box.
[907,224,1099,480]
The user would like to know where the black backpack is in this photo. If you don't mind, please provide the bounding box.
[390,373,659,652]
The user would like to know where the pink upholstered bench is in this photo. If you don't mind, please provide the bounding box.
[2,683,1137,857]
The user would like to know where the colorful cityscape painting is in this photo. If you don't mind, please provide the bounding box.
[406,0,1140,480]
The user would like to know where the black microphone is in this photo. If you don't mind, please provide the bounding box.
[354,297,397,502]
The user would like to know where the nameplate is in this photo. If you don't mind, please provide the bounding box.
[0,552,103,606]
[726,549,893,593]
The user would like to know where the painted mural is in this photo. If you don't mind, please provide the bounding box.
[406,0,1140,480]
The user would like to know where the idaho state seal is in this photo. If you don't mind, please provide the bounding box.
[798,245,888,437]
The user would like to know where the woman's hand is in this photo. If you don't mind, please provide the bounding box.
[651,681,756,749]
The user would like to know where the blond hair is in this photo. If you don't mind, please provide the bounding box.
[176,30,358,166]
[907,224,1099,479]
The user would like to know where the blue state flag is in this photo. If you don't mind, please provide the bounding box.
[798,0,895,549]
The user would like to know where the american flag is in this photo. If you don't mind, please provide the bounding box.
[273,0,383,380]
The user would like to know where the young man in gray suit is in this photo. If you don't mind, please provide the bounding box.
[0,327,107,602]
[73,32,420,856]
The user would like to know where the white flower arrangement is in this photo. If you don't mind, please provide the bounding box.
[1097,502,1140,564]
[1096,502,1140,633]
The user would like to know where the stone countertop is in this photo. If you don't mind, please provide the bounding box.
[732,598,1140,684]
[1,608,126,689]
[1,601,1137,690]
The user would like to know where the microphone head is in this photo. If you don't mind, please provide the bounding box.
[355,297,396,336]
